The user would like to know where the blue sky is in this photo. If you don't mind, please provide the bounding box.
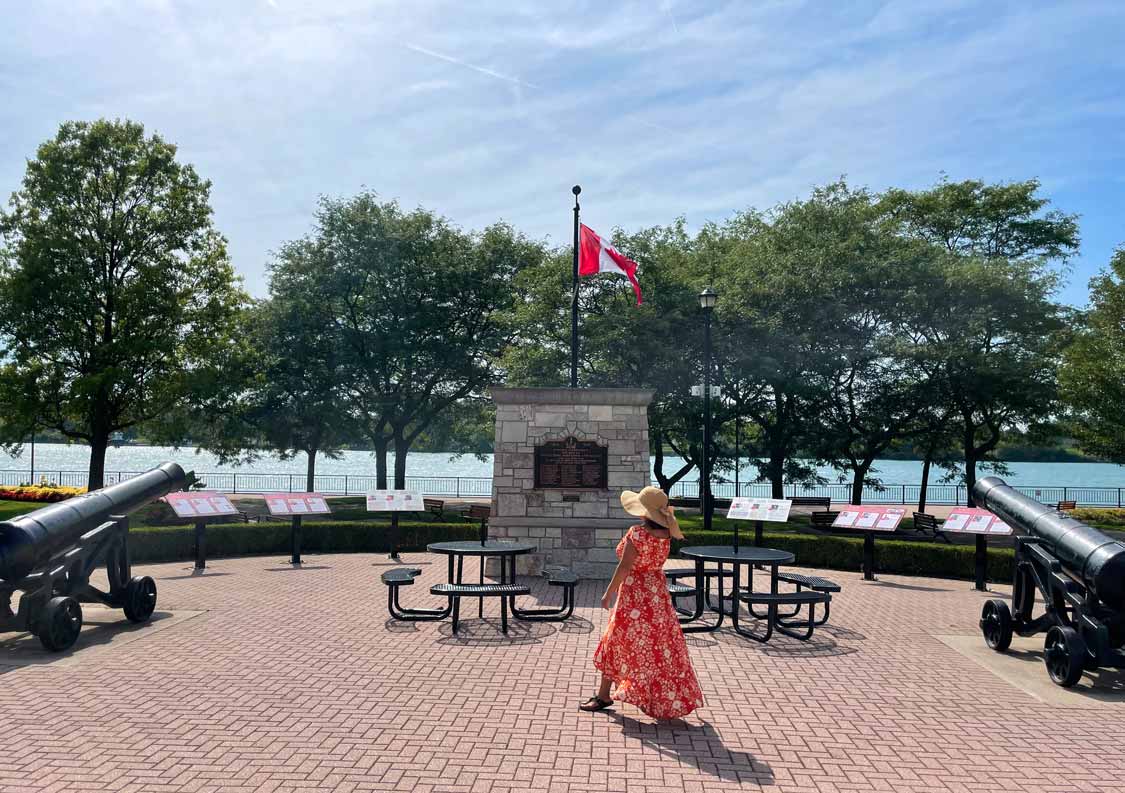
[2,0,1123,304]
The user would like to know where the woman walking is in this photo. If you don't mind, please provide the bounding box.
[580,486,704,719]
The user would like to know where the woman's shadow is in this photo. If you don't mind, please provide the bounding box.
[605,711,774,785]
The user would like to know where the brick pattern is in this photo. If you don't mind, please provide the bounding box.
[1,553,1124,793]
[490,388,653,578]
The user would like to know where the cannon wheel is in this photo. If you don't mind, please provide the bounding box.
[980,599,1013,651]
[123,576,157,623]
[1044,625,1086,687]
[38,596,83,652]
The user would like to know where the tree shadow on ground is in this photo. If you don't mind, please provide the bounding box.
[263,565,332,572]
[868,579,953,592]
[434,618,556,646]
[159,570,234,581]
[606,711,774,785]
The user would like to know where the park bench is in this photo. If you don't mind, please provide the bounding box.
[511,567,580,622]
[791,496,832,511]
[467,503,491,543]
[665,570,700,615]
[809,510,840,530]
[912,511,950,542]
[1056,500,1077,512]
[423,498,445,517]
[775,571,840,625]
[431,581,531,634]
[668,496,732,511]
[382,567,454,623]
[739,589,830,641]
[665,568,737,616]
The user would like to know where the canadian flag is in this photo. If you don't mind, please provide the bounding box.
[578,224,642,305]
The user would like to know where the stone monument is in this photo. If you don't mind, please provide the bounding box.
[488,387,654,578]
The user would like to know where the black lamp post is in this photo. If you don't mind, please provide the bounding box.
[699,286,717,533]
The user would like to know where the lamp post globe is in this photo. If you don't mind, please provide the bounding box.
[698,286,717,311]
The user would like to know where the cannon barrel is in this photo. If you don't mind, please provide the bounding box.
[0,462,187,583]
[973,476,1125,609]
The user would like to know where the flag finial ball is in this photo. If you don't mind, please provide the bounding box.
[572,185,582,196]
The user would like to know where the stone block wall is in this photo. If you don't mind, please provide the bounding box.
[488,387,653,578]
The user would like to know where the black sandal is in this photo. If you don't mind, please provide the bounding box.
[579,697,613,712]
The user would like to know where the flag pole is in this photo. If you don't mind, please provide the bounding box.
[570,184,581,388]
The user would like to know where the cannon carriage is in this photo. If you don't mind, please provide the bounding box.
[0,462,188,652]
[974,476,1125,687]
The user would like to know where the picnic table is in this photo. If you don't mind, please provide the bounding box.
[674,545,832,642]
[382,541,579,635]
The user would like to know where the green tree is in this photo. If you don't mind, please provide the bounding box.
[501,220,714,492]
[308,193,539,488]
[0,119,245,489]
[1061,246,1125,462]
[713,184,872,498]
[882,178,1077,504]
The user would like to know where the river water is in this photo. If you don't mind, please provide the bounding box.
[3,443,1123,488]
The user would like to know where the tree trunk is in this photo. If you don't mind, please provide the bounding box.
[918,446,933,513]
[393,429,409,490]
[652,427,669,490]
[850,461,870,506]
[965,451,978,507]
[768,450,785,499]
[964,417,979,506]
[373,439,389,490]
[305,448,317,493]
[88,426,110,491]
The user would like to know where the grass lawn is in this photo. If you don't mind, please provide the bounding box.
[0,499,40,521]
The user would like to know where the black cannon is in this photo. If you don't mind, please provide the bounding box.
[0,462,188,652]
[973,476,1125,687]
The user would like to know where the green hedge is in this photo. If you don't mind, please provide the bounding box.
[127,519,1015,582]
[674,529,1015,583]
[129,520,479,563]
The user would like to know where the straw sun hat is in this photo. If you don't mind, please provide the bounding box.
[620,486,684,539]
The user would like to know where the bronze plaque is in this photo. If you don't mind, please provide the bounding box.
[534,437,608,489]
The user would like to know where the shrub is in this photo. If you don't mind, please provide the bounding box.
[129,520,480,563]
[0,484,86,503]
[125,518,1015,582]
[672,529,1015,583]
[1071,508,1125,528]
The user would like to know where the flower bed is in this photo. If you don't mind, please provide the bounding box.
[0,485,86,503]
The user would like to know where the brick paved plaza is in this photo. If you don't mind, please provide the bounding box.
[2,552,1123,793]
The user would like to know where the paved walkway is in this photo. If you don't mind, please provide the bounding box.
[1,553,1123,793]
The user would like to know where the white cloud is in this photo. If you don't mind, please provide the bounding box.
[0,0,1122,306]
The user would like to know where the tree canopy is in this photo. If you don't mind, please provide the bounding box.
[1061,247,1125,463]
[0,119,245,488]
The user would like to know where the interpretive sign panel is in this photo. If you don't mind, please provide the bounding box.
[265,493,331,516]
[832,506,906,532]
[164,491,238,519]
[365,490,424,512]
[727,498,792,522]
[534,436,608,489]
[941,507,1012,535]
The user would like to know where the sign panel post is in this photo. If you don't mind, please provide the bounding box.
[264,494,332,566]
[366,490,424,560]
[939,507,1011,591]
[726,498,792,551]
[163,491,239,571]
[831,506,906,581]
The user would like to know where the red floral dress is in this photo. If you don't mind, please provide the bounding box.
[593,525,704,719]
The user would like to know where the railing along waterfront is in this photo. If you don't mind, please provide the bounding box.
[1,469,1122,506]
